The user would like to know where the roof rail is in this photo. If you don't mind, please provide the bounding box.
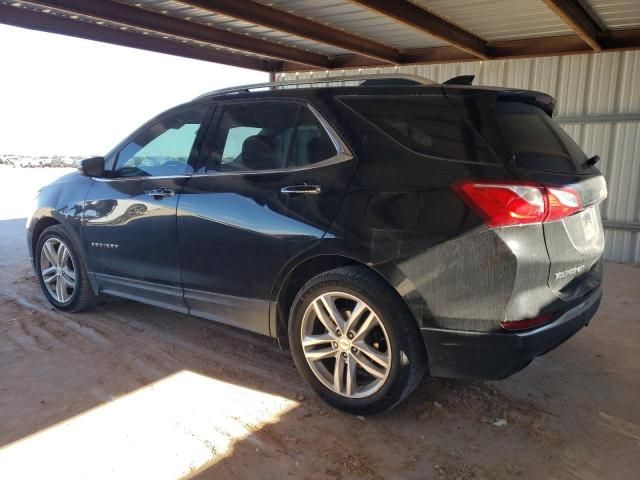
[194,73,437,100]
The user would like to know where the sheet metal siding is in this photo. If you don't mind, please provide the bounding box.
[279,51,640,263]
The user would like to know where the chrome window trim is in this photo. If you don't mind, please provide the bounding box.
[93,174,192,182]
[191,153,353,177]
[306,103,350,158]
[91,153,353,182]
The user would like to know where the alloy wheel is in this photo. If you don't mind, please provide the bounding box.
[300,292,392,398]
[40,238,76,303]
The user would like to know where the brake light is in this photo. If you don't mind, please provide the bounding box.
[453,180,582,227]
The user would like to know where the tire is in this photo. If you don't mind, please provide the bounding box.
[289,266,426,415]
[35,225,99,312]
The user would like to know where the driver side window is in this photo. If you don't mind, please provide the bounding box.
[114,107,208,177]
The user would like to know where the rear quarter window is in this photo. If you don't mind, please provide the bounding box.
[493,101,591,174]
[338,95,498,164]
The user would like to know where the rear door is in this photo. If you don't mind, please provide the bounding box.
[177,99,355,334]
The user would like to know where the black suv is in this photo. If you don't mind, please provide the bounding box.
[28,75,606,414]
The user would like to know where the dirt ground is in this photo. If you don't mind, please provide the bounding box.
[0,167,639,479]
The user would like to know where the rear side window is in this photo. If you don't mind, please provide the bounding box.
[203,102,337,172]
[493,101,590,173]
[339,95,496,163]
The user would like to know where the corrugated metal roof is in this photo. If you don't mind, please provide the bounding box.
[279,50,640,263]
[115,0,352,56]
[14,1,275,60]
[253,0,446,49]
[583,0,640,30]
[411,0,574,41]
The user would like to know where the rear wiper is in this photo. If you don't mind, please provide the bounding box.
[584,154,600,167]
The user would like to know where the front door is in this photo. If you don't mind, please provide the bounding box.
[178,100,355,334]
[83,106,209,312]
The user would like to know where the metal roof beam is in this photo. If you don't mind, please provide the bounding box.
[0,4,277,71]
[541,0,604,51]
[21,0,331,68]
[603,28,640,49]
[279,30,640,71]
[180,0,401,64]
[348,0,490,60]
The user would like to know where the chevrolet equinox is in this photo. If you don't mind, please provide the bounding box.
[28,75,607,414]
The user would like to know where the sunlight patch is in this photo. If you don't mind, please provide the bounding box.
[0,370,296,479]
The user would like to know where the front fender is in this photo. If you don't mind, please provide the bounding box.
[27,174,97,292]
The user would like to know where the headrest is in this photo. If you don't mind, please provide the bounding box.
[241,135,277,170]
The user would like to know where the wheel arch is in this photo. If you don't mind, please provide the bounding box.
[271,253,428,344]
[30,216,61,260]
[29,213,100,295]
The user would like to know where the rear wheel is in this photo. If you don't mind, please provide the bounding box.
[35,225,99,312]
[289,266,426,415]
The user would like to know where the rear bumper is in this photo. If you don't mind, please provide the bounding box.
[421,286,601,380]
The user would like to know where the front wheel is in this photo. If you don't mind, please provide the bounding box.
[289,266,426,415]
[35,225,99,312]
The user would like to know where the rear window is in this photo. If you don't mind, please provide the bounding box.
[493,101,591,173]
[339,95,497,163]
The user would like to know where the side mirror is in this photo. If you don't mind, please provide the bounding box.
[78,156,105,177]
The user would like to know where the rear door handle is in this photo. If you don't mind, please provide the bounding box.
[280,184,322,195]
[144,188,175,199]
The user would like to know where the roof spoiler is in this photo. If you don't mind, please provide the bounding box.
[495,91,556,116]
[443,75,474,85]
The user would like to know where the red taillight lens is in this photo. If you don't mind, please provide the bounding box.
[500,314,552,331]
[453,180,546,227]
[453,180,583,227]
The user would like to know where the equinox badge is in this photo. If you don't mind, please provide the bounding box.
[554,265,585,280]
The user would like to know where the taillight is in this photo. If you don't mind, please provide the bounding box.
[453,180,545,227]
[545,186,582,222]
[453,180,583,227]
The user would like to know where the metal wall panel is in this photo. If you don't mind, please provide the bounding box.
[278,50,640,263]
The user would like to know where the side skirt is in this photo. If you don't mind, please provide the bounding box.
[183,288,271,336]
[94,273,188,315]
[92,273,272,336]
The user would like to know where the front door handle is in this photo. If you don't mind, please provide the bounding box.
[144,188,175,199]
[280,184,322,195]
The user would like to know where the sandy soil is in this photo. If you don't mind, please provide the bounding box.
[0,167,639,479]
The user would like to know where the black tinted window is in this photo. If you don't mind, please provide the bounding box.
[205,102,336,172]
[288,108,337,168]
[494,101,589,173]
[340,96,495,163]
[115,108,207,177]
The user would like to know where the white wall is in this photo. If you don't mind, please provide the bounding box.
[278,50,640,263]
